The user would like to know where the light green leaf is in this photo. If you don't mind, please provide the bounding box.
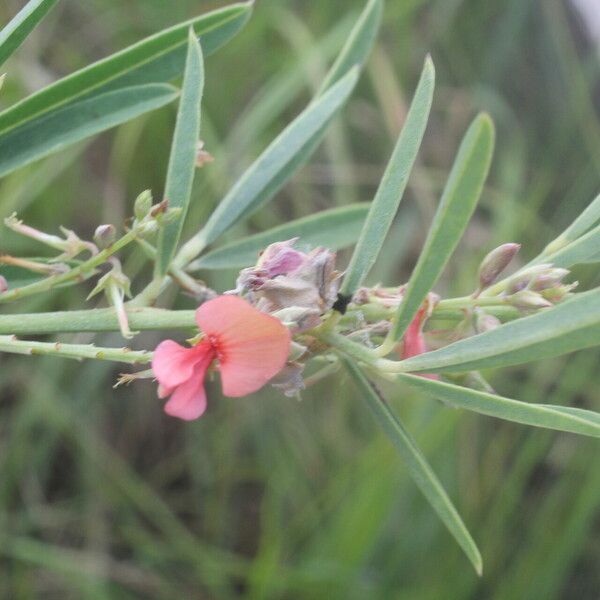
[339,57,435,297]
[396,287,600,374]
[0,2,250,135]
[316,0,382,95]
[189,68,359,251]
[0,84,178,177]
[557,192,600,243]
[387,113,495,344]
[543,223,600,268]
[156,32,204,275]
[0,0,58,68]
[400,373,600,438]
[343,359,482,574]
[189,203,369,270]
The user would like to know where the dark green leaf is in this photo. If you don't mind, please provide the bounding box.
[156,32,204,274]
[0,84,178,177]
[339,57,435,297]
[0,0,58,68]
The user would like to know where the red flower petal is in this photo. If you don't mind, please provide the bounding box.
[163,358,211,420]
[152,340,212,388]
[196,296,291,397]
[399,307,439,381]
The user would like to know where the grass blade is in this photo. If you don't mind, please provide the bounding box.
[399,373,600,438]
[182,68,359,255]
[0,0,58,68]
[316,0,382,95]
[189,204,369,270]
[0,84,178,177]
[0,2,250,135]
[395,287,600,374]
[339,57,435,297]
[386,113,495,346]
[156,31,204,275]
[343,358,482,574]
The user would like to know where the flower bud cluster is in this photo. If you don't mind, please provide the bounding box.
[503,264,576,310]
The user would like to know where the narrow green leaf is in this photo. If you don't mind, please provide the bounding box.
[0,0,58,68]
[191,68,359,250]
[343,359,482,574]
[339,57,435,297]
[400,373,600,438]
[156,32,204,275]
[0,2,250,135]
[557,192,600,243]
[543,223,600,268]
[175,1,381,266]
[388,113,495,344]
[396,287,600,374]
[316,0,382,95]
[0,84,178,177]
[189,204,369,270]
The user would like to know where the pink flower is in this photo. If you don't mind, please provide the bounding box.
[152,296,291,420]
[399,305,439,380]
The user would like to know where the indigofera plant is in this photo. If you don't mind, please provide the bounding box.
[1,0,599,575]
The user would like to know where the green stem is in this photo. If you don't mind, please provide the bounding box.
[0,308,197,335]
[0,229,141,304]
[0,335,152,364]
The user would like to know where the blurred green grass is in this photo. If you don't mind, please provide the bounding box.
[0,0,599,597]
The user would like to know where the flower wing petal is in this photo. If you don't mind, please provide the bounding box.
[196,296,291,397]
[163,358,211,421]
[152,340,211,388]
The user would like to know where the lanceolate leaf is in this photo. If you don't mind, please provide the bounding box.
[175,0,382,266]
[316,0,382,95]
[542,223,600,268]
[339,57,435,297]
[396,287,600,374]
[556,192,600,243]
[400,374,600,438]
[0,2,251,136]
[156,32,204,275]
[343,359,482,574]
[388,113,495,344]
[0,0,58,68]
[0,84,178,177]
[188,204,370,270]
[187,68,359,251]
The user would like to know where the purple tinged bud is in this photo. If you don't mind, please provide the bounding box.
[93,224,116,249]
[475,312,501,333]
[257,239,305,277]
[478,243,521,289]
[530,268,570,291]
[505,264,553,294]
[0,275,7,292]
[508,290,553,310]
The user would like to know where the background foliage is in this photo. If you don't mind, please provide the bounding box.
[0,0,599,597]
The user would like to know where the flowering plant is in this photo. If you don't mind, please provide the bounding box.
[1,0,599,574]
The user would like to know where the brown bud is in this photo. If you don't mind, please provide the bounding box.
[478,243,521,289]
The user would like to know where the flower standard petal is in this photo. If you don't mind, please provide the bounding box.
[152,339,212,388]
[163,355,211,421]
[196,296,291,397]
